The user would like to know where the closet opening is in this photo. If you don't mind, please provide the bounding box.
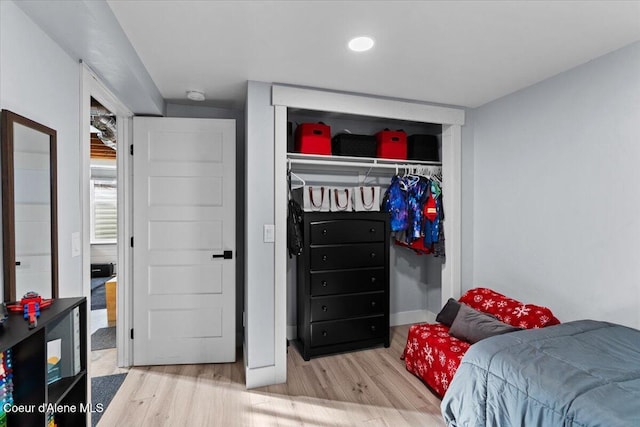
[284,107,446,356]
[268,84,464,389]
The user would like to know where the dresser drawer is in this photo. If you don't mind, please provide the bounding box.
[310,315,386,347]
[310,219,385,244]
[310,243,385,270]
[311,292,385,322]
[310,268,385,296]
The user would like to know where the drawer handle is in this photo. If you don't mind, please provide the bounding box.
[321,280,328,287]
[370,276,376,283]
[369,228,376,233]
[370,252,376,258]
[322,229,328,235]
[370,325,377,332]
[370,301,376,308]
[322,255,328,261]
[322,305,328,312]
[322,330,328,337]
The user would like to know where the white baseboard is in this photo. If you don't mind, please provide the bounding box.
[390,309,437,326]
[287,325,296,341]
[286,310,437,343]
[245,363,286,389]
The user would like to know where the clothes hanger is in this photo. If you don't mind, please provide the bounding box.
[361,166,374,185]
[404,166,420,187]
[289,170,306,188]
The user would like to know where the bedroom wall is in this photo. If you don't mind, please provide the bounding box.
[0,0,83,299]
[471,41,640,329]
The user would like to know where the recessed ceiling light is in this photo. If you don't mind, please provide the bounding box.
[186,90,205,101]
[348,36,374,52]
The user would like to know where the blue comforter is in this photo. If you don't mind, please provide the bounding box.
[441,320,640,426]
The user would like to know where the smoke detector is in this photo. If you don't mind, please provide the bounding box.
[186,90,206,101]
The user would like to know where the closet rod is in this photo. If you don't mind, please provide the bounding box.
[287,157,442,170]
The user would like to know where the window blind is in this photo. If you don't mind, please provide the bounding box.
[91,179,117,243]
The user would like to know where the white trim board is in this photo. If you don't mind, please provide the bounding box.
[245,365,285,389]
[390,310,437,327]
[272,85,465,125]
[81,63,133,375]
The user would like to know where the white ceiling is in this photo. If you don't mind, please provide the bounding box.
[107,0,640,110]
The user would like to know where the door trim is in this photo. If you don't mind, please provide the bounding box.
[80,63,133,371]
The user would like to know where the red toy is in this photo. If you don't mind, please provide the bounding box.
[6,291,53,328]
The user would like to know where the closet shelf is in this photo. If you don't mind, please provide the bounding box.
[287,153,441,174]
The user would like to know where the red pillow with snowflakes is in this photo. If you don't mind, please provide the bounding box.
[458,287,560,329]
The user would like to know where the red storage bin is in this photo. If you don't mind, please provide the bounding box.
[376,129,407,160]
[295,122,331,155]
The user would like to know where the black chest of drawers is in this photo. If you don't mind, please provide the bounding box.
[296,211,390,360]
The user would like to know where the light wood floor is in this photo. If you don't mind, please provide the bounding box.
[97,325,445,426]
[91,347,130,377]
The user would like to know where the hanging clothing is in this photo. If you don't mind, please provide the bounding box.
[423,181,440,247]
[383,175,408,232]
[383,173,445,257]
[406,177,428,242]
[432,193,446,258]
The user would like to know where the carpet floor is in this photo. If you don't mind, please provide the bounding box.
[91,327,116,351]
[91,276,113,310]
[91,373,127,427]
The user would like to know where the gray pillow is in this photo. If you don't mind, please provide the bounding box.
[436,298,461,327]
[449,303,521,344]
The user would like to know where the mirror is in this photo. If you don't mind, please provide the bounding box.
[1,110,58,302]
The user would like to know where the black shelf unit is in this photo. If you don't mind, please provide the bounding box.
[296,212,390,360]
[0,297,87,427]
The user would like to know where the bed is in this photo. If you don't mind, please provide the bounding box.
[441,319,640,427]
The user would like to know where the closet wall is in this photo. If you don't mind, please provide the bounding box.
[285,110,446,338]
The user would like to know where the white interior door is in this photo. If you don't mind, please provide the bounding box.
[133,117,236,365]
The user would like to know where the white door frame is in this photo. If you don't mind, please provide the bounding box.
[80,63,133,371]
[271,85,465,384]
